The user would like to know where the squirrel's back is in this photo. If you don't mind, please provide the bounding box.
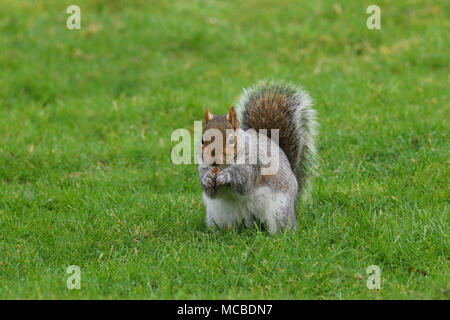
[235,80,318,198]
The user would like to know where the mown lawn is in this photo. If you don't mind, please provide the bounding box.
[0,0,448,299]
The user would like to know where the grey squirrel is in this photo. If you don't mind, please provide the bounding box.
[198,80,317,233]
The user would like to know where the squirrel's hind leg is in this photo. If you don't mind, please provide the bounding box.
[266,193,298,233]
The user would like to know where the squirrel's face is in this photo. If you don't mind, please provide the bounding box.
[201,106,238,167]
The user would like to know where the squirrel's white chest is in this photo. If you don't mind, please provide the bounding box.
[202,186,288,232]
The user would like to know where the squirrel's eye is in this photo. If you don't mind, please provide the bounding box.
[229,135,235,145]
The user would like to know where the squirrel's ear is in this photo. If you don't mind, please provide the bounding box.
[227,106,238,129]
[205,107,214,123]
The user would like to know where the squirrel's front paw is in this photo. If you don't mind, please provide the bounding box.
[216,171,231,186]
[202,172,216,189]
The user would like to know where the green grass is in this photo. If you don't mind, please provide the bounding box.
[0,0,448,299]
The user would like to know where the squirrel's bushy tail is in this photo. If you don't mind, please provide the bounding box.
[235,80,318,199]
